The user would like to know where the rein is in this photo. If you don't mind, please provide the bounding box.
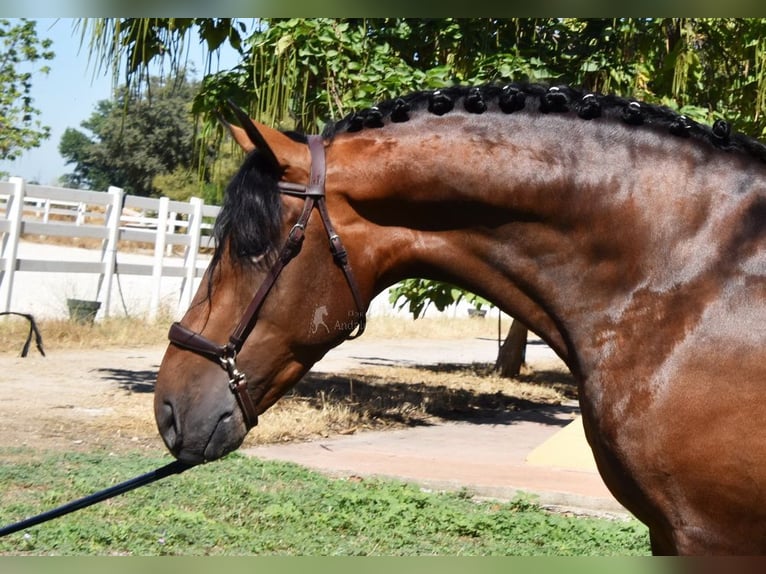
[167,135,367,428]
[0,460,192,538]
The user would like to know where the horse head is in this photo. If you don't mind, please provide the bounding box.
[154,105,369,464]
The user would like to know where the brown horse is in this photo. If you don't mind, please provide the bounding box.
[155,83,766,554]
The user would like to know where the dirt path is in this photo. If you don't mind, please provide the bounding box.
[0,346,166,454]
[0,335,566,455]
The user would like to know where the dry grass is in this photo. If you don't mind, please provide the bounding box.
[0,314,172,355]
[244,362,575,447]
[363,313,505,339]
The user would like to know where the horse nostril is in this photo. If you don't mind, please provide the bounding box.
[158,401,179,450]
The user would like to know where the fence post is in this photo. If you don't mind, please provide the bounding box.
[0,177,25,313]
[149,196,169,320]
[76,202,86,225]
[97,186,123,318]
[165,211,178,256]
[180,196,203,312]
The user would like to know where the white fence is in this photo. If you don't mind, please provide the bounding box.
[0,177,220,319]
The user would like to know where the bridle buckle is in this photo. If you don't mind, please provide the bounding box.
[221,353,245,390]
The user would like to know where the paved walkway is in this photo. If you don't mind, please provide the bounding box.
[244,336,629,518]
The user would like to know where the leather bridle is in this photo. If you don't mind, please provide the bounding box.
[167,135,367,429]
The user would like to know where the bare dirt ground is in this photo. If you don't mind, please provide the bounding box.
[0,337,573,457]
[0,346,167,455]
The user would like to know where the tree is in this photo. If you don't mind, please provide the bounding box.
[58,124,110,190]
[59,74,200,196]
[0,18,54,174]
[76,18,766,138]
[152,147,239,204]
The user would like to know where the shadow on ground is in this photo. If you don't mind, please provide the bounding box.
[95,361,578,427]
[291,362,577,427]
[95,367,158,393]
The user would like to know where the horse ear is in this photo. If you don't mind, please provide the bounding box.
[224,100,308,175]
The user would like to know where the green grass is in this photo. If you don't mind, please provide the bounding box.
[0,448,649,556]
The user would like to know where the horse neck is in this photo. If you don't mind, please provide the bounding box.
[328,114,765,374]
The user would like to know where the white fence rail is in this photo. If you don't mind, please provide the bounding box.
[0,177,220,319]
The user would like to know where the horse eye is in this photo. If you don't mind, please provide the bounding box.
[249,253,267,266]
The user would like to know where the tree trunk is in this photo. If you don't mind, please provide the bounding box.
[494,319,528,377]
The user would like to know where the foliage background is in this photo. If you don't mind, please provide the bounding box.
[58,75,201,197]
[0,18,53,177]
[71,19,766,139]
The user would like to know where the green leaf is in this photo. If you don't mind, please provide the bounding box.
[0,18,55,162]
[275,34,293,56]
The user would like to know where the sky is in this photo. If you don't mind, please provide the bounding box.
[0,18,242,185]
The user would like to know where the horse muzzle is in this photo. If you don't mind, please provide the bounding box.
[154,357,249,465]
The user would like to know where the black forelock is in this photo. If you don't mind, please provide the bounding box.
[212,150,283,269]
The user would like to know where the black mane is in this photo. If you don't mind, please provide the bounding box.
[323,83,766,164]
[211,151,282,268]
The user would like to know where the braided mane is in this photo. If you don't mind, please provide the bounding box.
[323,83,766,164]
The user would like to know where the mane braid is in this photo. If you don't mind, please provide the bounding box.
[323,83,766,164]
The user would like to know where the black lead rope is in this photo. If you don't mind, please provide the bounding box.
[0,460,192,538]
